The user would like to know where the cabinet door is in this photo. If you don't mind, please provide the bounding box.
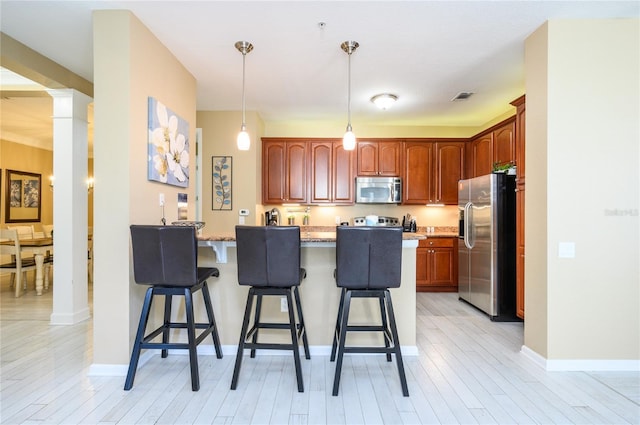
[516,185,525,319]
[286,142,308,203]
[332,142,355,204]
[262,141,286,204]
[357,142,378,175]
[403,142,433,204]
[470,135,493,177]
[429,247,455,285]
[493,122,515,166]
[434,142,465,204]
[309,142,332,204]
[416,238,458,292]
[378,141,402,176]
[416,245,428,286]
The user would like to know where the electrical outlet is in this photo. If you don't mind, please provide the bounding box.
[239,209,250,216]
[280,297,288,312]
[335,216,341,224]
[239,216,245,225]
[159,193,165,206]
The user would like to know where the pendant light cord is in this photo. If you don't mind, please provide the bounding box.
[241,51,246,127]
[347,50,352,129]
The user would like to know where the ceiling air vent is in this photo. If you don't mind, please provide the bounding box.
[451,92,474,101]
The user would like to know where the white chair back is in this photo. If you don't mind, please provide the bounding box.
[7,225,35,240]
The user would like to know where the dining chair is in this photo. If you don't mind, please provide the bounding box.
[231,225,310,392]
[331,226,409,396]
[125,225,223,391]
[0,229,37,297]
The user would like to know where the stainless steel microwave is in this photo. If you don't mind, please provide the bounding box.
[355,177,402,204]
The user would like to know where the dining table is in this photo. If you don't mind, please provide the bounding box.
[14,237,53,296]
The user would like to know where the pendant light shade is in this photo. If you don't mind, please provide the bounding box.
[235,41,253,151]
[341,41,359,151]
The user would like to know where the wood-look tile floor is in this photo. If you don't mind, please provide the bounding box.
[1,275,638,424]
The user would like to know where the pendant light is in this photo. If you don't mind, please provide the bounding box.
[235,41,253,151]
[341,41,359,151]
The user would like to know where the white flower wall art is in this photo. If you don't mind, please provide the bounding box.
[147,97,190,187]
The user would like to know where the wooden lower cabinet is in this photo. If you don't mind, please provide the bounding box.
[416,237,458,292]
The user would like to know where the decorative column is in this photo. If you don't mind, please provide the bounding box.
[47,89,92,325]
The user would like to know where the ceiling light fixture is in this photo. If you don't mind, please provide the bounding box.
[341,40,359,151]
[235,41,253,151]
[370,93,398,110]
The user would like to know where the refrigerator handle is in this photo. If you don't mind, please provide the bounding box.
[463,202,473,249]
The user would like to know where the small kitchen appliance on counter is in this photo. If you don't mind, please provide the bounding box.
[401,214,417,232]
[264,208,280,226]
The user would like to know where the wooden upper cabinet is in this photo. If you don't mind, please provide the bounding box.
[511,95,526,183]
[468,117,516,178]
[470,135,493,177]
[309,142,332,203]
[403,141,464,205]
[494,121,515,167]
[403,142,434,204]
[309,141,354,204]
[357,140,402,176]
[262,139,307,204]
[435,142,465,204]
[332,142,355,203]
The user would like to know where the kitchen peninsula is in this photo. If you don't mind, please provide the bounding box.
[196,228,424,354]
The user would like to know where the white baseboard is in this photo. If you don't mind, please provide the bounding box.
[521,345,640,371]
[87,344,419,376]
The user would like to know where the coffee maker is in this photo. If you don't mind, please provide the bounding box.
[265,208,280,226]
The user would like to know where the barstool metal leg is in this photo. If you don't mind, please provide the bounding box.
[379,295,392,362]
[293,286,310,360]
[332,289,352,396]
[287,289,304,392]
[184,288,200,391]
[161,294,172,358]
[231,287,255,390]
[330,288,346,361]
[250,294,263,358]
[385,290,409,397]
[124,287,154,390]
[201,282,223,359]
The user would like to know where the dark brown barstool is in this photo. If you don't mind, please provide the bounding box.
[125,225,222,391]
[331,226,409,396]
[231,225,310,392]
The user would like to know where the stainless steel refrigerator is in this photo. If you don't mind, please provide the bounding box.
[458,173,519,321]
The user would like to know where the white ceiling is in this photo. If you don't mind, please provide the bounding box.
[1,1,638,150]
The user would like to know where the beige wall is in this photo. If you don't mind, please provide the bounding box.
[92,10,197,365]
[525,19,639,363]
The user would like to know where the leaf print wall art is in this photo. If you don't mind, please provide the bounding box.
[147,97,190,187]
[212,156,232,210]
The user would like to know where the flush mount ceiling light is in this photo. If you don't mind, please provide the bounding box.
[370,93,398,110]
[235,41,253,151]
[341,40,359,151]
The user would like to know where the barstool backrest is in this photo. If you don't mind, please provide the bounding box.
[130,225,198,286]
[235,226,301,287]
[336,226,403,289]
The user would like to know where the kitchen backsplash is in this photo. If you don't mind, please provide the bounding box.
[275,204,459,228]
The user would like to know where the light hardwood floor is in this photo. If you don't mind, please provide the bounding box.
[1,275,638,424]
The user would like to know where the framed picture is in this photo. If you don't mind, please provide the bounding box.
[147,96,190,187]
[212,156,232,210]
[5,169,41,223]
